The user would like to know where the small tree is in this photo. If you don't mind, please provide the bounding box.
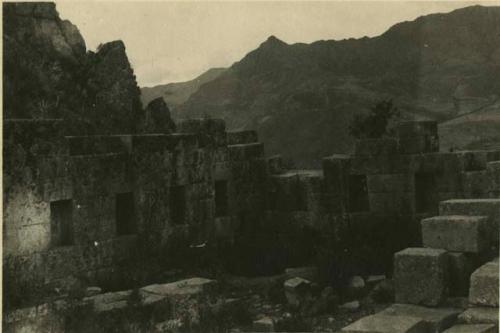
[349,99,400,139]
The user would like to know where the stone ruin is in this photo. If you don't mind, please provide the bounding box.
[3,2,499,332]
[4,116,500,332]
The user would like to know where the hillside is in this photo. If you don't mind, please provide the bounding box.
[141,68,226,110]
[177,5,500,167]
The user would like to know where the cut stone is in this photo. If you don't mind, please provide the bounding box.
[469,260,499,307]
[366,275,386,286]
[349,276,366,290]
[339,300,360,312]
[341,314,427,333]
[394,247,448,306]
[458,308,499,325]
[85,286,102,297]
[421,215,489,253]
[284,277,311,307]
[253,317,275,332]
[378,303,461,332]
[140,277,217,305]
[439,199,500,245]
[285,266,318,282]
[84,290,132,312]
[442,324,497,333]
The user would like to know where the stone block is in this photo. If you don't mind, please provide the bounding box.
[457,151,489,171]
[285,266,318,282]
[458,308,499,325]
[339,300,360,312]
[341,314,427,333]
[176,118,226,146]
[85,286,102,297]
[226,130,258,145]
[354,138,398,157]
[394,247,449,306]
[228,142,264,161]
[378,304,461,332]
[399,135,439,154]
[215,216,234,240]
[367,173,413,193]
[284,277,311,307]
[84,290,132,312]
[469,260,499,307]
[439,199,500,245]
[443,324,497,333]
[421,215,489,253]
[369,192,415,213]
[253,317,275,332]
[267,155,285,175]
[462,171,491,198]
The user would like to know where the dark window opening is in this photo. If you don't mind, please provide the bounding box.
[215,180,228,217]
[348,175,370,212]
[116,192,136,235]
[415,173,437,213]
[51,199,73,246]
[295,182,308,211]
[267,189,277,211]
[170,186,186,225]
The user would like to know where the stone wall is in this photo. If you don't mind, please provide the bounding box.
[4,118,500,310]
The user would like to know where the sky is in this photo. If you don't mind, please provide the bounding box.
[56,1,499,87]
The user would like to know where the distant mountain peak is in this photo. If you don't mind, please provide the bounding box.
[261,35,287,47]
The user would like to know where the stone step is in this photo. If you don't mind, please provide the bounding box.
[457,307,499,326]
[469,259,499,307]
[443,324,497,333]
[378,304,461,332]
[341,314,427,333]
[421,215,490,253]
[439,199,500,242]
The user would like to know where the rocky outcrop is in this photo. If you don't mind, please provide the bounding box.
[144,97,176,133]
[3,2,144,134]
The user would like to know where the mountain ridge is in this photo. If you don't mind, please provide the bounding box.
[143,5,500,166]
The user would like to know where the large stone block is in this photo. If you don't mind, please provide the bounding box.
[462,171,491,198]
[439,199,500,244]
[267,155,285,175]
[369,192,415,214]
[226,130,258,145]
[228,142,264,161]
[378,303,461,332]
[458,308,499,325]
[457,151,489,172]
[469,259,499,307]
[341,314,427,333]
[84,290,133,313]
[421,215,489,253]
[367,173,413,193]
[394,247,449,306]
[399,135,439,154]
[354,138,398,157]
[443,324,497,333]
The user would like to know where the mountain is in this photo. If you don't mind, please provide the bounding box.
[141,68,226,110]
[176,6,500,167]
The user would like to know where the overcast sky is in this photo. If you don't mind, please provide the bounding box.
[56,1,499,87]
